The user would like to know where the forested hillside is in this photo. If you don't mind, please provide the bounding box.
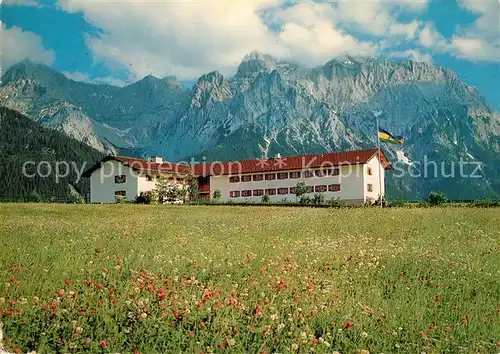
[0,107,104,201]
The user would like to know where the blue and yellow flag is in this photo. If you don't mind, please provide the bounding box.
[378,128,404,144]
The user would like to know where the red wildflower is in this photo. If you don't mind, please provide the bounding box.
[218,343,225,349]
[254,305,263,316]
[14,348,22,353]
[109,288,114,296]
[57,288,65,297]
[311,338,319,344]
[64,279,72,286]
[277,280,287,290]
[82,338,91,346]
[293,295,300,302]
[97,283,104,290]
[233,328,239,335]
[99,339,107,348]
[346,321,353,329]
[444,327,453,332]
[449,263,455,269]
[86,280,94,287]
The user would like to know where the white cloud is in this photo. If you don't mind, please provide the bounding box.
[58,0,434,80]
[0,24,55,70]
[389,49,433,64]
[62,71,128,87]
[418,24,450,51]
[452,0,500,61]
[331,0,426,39]
[451,36,500,62]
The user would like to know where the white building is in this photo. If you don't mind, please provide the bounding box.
[82,156,189,203]
[84,148,391,205]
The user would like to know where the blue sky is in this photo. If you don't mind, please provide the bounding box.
[1,0,499,109]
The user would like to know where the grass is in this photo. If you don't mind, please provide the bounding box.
[0,204,499,353]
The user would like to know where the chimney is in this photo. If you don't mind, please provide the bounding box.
[274,152,281,159]
[151,156,163,164]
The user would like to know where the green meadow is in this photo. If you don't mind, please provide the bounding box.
[0,204,499,353]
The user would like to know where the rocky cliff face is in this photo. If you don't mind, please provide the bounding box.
[1,54,499,199]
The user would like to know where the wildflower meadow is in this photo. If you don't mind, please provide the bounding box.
[0,204,498,353]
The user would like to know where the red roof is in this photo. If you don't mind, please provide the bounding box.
[113,156,191,175]
[82,156,191,177]
[193,148,391,177]
[83,148,391,178]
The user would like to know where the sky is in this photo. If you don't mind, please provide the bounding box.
[1,0,499,109]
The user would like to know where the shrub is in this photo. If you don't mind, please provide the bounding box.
[213,189,222,200]
[115,195,128,204]
[295,182,308,202]
[389,199,405,207]
[261,194,270,203]
[313,193,325,205]
[428,191,447,206]
[135,191,156,204]
[299,196,312,205]
[470,198,500,208]
[26,191,42,203]
[329,197,346,207]
[68,194,85,204]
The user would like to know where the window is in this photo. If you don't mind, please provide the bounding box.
[331,168,340,176]
[367,184,374,192]
[114,191,126,197]
[265,188,276,195]
[329,184,341,192]
[265,173,276,181]
[253,174,264,181]
[289,187,297,194]
[277,188,289,195]
[315,169,331,177]
[303,171,314,178]
[229,176,240,183]
[277,172,288,180]
[367,167,373,176]
[253,189,264,196]
[115,175,126,184]
[241,190,252,197]
[315,185,328,192]
[289,171,301,179]
[146,175,154,182]
[241,175,252,182]
[230,191,240,198]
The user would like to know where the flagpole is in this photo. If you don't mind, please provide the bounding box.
[376,115,383,208]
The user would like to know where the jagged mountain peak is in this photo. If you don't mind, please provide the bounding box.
[1,60,65,86]
[196,71,227,86]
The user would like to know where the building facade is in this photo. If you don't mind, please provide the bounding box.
[83,149,391,204]
[83,156,189,203]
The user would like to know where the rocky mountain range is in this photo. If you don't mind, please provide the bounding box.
[1,53,499,199]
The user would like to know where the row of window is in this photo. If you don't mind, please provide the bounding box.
[229,169,340,183]
[229,184,341,198]
[116,175,182,184]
